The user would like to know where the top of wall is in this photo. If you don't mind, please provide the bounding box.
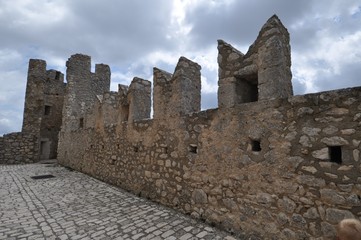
[21,15,359,133]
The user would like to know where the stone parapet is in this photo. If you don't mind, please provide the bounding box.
[58,87,361,239]
[127,77,151,122]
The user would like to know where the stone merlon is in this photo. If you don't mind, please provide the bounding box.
[218,14,293,108]
[153,67,173,120]
[170,57,201,116]
[127,77,151,122]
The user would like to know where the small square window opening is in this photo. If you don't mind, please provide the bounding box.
[329,146,342,164]
[189,145,197,154]
[251,140,261,152]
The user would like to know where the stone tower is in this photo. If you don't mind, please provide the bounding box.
[22,60,47,135]
[22,59,65,159]
[217,15,293,108]
[61,54,111,132]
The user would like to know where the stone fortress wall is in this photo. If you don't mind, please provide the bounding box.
[0,59,65,164]
[56,16,361,239]
[1,15,360,238]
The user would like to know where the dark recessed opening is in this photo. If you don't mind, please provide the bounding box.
[55,71,61,80]
[162,147,168,154]
[122,105,129,122]
[79,118,84,128]
[252,140,261,152]
[44,105,51,115]
[134,146,139,152]
[40,141,50,156]
[236,74,258,104]
[31,174,55,180]
[189,145,197,154]
[329,146,342,164]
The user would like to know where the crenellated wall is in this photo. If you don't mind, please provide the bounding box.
[58,86,361,239]
[1,14,360,239]
[56,15,361,239]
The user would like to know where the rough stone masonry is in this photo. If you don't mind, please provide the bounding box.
[1,15,361,239]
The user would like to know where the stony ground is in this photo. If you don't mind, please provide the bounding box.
[0,162,238,240]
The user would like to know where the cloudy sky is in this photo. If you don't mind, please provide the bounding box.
[0,0,360,136]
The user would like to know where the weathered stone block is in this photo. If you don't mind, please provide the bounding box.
[312,148,329,160]
[321,137,349,146]
[192,189,208,204]
[297,175,326,188]
[291,214,307,228]
[325,208,354,223]
[320,189,346,205]
[326,108,349,116]
[321,222,337,239]
[277,196,296,213]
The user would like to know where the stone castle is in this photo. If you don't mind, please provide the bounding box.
[1,15,361,239]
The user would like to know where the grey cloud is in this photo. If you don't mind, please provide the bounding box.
[0,0,175,65]
[184,0,314,51]
[313,63,361,92]
[63,0,175,64]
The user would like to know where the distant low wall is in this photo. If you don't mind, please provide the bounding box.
[0,132,39,164]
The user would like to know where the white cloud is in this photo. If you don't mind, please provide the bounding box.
[145,51,180,69]
[170,0,194,39]
[292,28,361,93]
[316,31,361,73]
[201,75,217,93]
